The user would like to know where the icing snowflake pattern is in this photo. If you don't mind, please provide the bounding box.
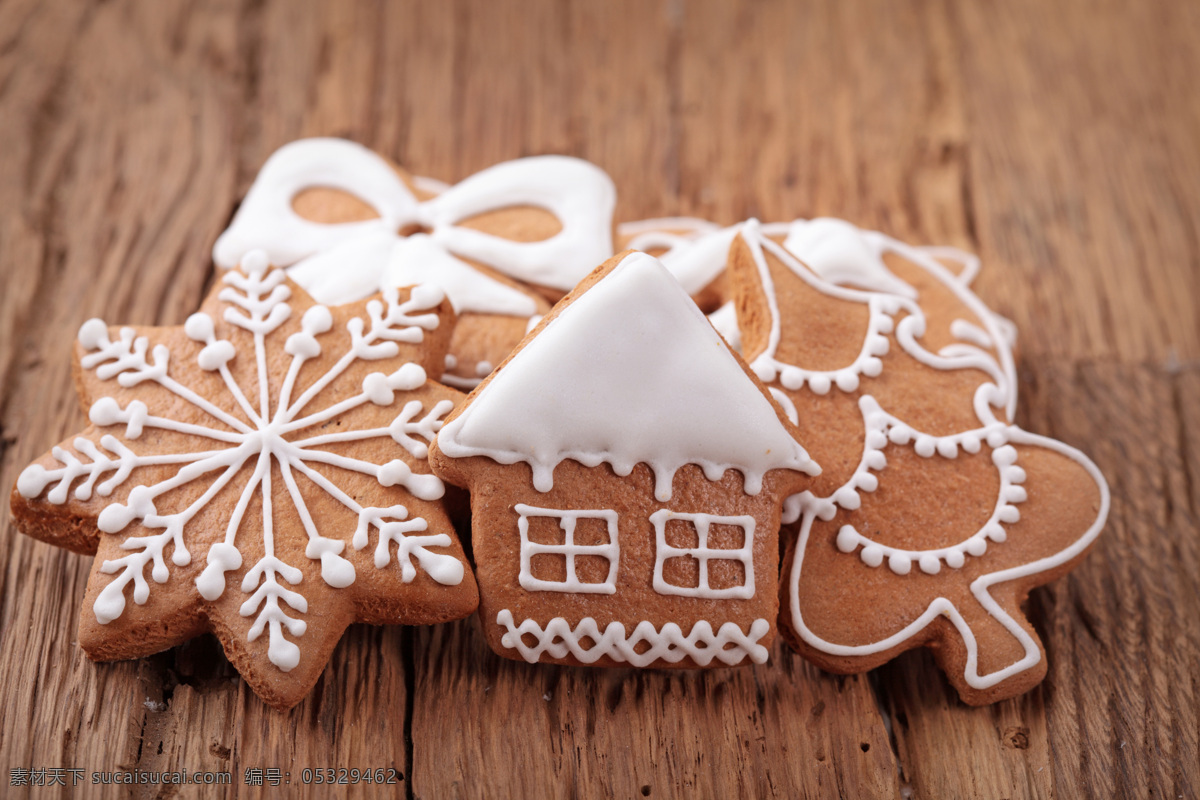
[17,251,462,672]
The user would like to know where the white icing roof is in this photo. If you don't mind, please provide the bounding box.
[436,251,819,500]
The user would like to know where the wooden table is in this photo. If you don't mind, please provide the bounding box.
[1,1,1196,797]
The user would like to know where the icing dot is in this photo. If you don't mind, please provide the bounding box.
[285,332,321,359]
[444,353,458,370]
[241,249,270,276]
[1005,466,1027,484]
[89,397,122,426]
[986,430,1007,448]
[888,426,912,445]
[93,582,127,624]
[965,538,988,557]
[888,553,912,575]
[77,318,109,349]
[475,360,494,378]
[268,637,301,672]
[319,551,357,588]
[860,545,884,568]
[184,313,214,342]
[815,502,839,522]
[945,550,966,569]
[961,434,982,454]
[866,450,888,470]
[362,373,394,405]
[836,525,858,553]
[985,524,1007,542]
[1005,486,1028,503]
[780,367,805,391]
[919,554,941,574]
[16,464,47,498]
[999,506,1021,524]
[807,374,832,395]
[867,336,889,357]
[914,436,936,458]
[866,430,888,450]
[857,473,879,492]
[424,555,465,586]
[833,487,861,510]
[835,372,859,393]
[197,340,236,371]
[992,445,1018,466]
[752,362,777,383]
[936,438,958,459]
[388,362,427,391]
[302,305,333,334]
[862,357,883,378]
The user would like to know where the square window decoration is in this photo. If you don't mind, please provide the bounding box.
[515,504,620,594]
[650,511,756,599]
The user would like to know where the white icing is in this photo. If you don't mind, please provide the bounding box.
[515,504,619,594]
[496,610,771,666]
[656,226,739,296]
[831,408,1028,575]
[19,254,463,672]
[213,138,615,310]
[783,218,919,299]
[618,216,1018,375]
[382,234,537,317]
[707,301,742,351]
[436,251,819,501]
[650,510,756,599]
[787,417,1110,690]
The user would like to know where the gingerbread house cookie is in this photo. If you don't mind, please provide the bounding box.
[11,251,478,709]
[429,250,820,668]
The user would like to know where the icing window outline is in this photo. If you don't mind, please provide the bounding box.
[650,511,756,599]
[516,504,619,594]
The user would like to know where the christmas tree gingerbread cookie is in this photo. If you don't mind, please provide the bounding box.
[214,138,617,389]
[429,250,820,668]
[725,220,1108,704]
[11,251,478,709]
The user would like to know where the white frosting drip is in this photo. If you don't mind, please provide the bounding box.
[436,252,819,501]
[496,610,771,666]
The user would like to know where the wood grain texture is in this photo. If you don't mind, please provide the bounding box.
[0,0,1196,798]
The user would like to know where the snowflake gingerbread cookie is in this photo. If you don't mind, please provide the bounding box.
[11,251,478,709]
[723,220,1109,704]
[214,138,617,389]
[429,250,819,668]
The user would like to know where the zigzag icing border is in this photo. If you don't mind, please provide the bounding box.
[496,610,770,667]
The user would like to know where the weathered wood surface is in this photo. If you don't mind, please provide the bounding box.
[0,0,1196,797]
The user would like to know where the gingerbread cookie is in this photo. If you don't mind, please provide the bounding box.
[618,215,1018,356]
[11,251,478,709]
[429,250,820,668]
[725,220,1108,704]
[214,138,617,389]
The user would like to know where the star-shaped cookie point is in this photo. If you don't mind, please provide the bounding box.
[11,250,478,710]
